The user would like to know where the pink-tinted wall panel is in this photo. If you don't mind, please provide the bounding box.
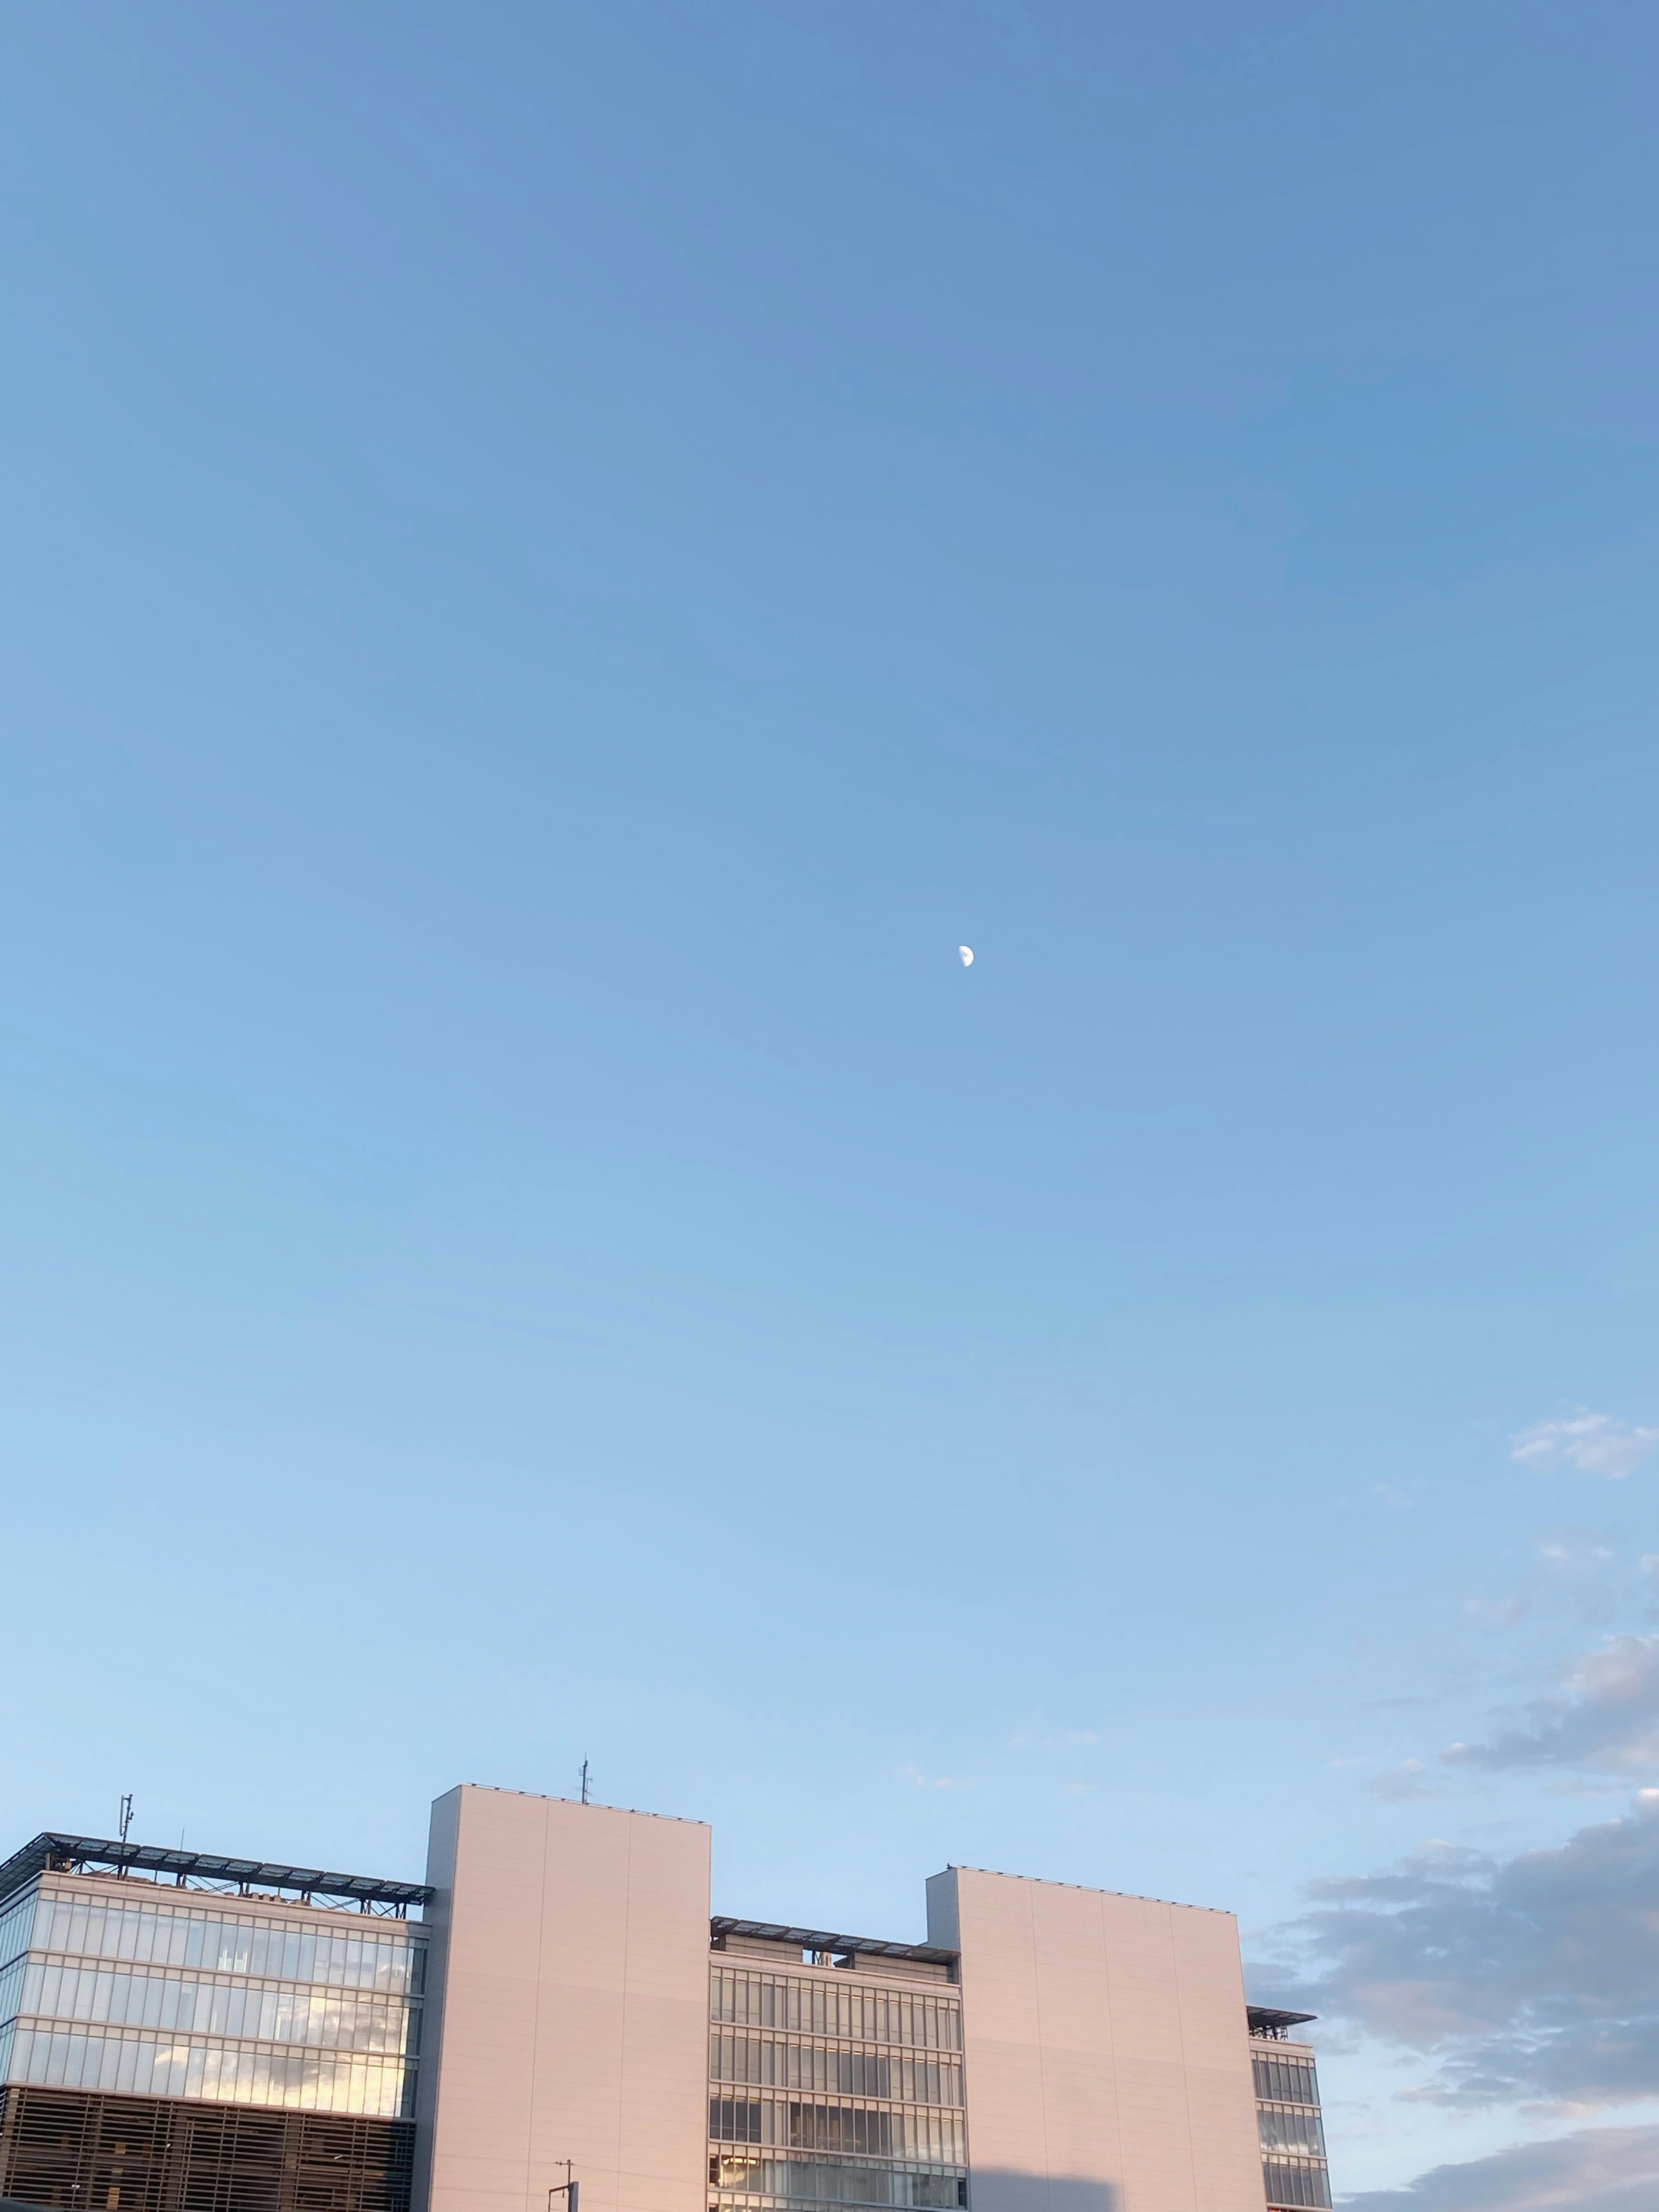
[417,1786,710,2212]
[928,1867,1263,2212]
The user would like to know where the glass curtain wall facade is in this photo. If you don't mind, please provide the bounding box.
[0,1877,425,2120]
[708,1963,967,2212]
[1252,2042,1331,2211]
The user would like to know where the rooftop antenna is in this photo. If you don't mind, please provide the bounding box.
[118,1795,134,1869]
[579,1761,590,1806]
[549,2162,578,2212]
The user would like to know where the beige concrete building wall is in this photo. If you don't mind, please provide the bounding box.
[416,1786,711,2212]
[927,1866,1264,2212]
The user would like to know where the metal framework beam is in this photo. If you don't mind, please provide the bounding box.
[711,1915,957,1965]
[0,1834,432,1916]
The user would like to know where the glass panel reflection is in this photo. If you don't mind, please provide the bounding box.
[1262,2156,1332,2209]
[1258,2105,1327,2158]
[0,1893,39,1977]
[2,1883,427,2120]
[13,1960,414,2053]
[29,1894,421,1994]
[711,2037,963,2107]
[1252,2053,1320,2107]
[5,2022,413,2118]
[711,2156,966,2209]
[710,2100,964,2164]
[712,1974,960,2052]
[709,1970,967,2212]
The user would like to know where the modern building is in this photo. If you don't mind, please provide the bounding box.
[1244,2018,1328,2212]
[0,1790,1330,2212]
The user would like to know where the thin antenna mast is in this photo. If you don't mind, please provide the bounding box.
[117,1795,134,1875]
[579,1761,590,1806]
[549,2162,578,2212]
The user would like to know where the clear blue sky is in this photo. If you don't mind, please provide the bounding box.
[4,6,1658,2203]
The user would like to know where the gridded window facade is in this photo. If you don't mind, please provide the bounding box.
[711,1974,961,2052]
[709,2099,964,2165]
[709,2158,965,2210]
[19,1892,422,1997]
[0,1884,425,2122]
[1261,2157,1332,2209]
[0,2082,413,2212]
[711,2037,961,2109]
[1253,2047,1331,2211]
[1252,2055,1319,2110]
[0,1961,414,2056]
[709,1969,967,2212]
[1256,2105,1325,2159]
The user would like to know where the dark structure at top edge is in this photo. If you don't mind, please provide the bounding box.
[0,1834,433,1916]
[711,1915,958,1965]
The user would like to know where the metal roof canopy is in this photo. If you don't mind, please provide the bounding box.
[1248,2005,1318,2036]
[0,1833,432,1916]
[712,1915,957,1965]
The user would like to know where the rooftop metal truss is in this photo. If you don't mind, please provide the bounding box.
[1247,2005,1317,2039]
[711,1915,957,1965]
[0,1834,433,1918]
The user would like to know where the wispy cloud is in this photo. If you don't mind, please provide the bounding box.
[1512,1413,1659,1481]
[1341,2125,1659,2212]
[1465,1597,1533,1629]
[1366,1759,1440,1803]
[1445,1637,1659,1774]
[1006,1726,1103,1750]
[1537,1534,1615,1570]
[899,1766,971,1790]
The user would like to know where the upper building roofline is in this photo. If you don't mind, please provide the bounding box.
[444,1784,708,1827]
[939,1862,1233,1916]
[0,1833,433,1918]
[712,1916,958,1966]
[1248,2005,1318,2039]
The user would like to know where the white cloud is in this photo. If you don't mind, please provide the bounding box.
[900,1766,971,1790]
[1340,2125,1659,2212]
[1512,1414,1659,1481]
